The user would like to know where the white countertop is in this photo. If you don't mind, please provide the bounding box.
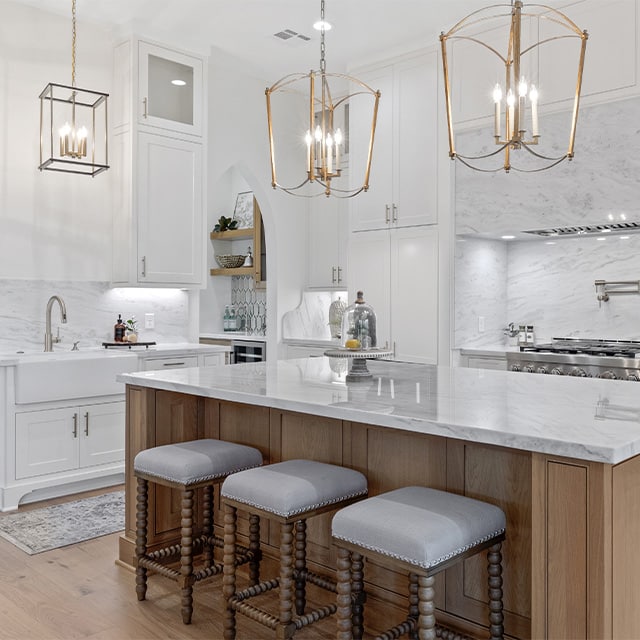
[117,358,640,465]
[0,342,228,367]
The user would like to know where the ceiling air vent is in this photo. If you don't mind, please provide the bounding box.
[522,221,640,237]
[273,29,312,44]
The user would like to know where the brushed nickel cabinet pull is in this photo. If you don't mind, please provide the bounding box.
[162,362,185,367]
[392,204,398,223]
[337,266,343,283]
[141,256,146,277]
[72,412,78,438]
[84,411,89,436]
[143,97,148,118]
[385,204,390,224]
[332,266,337,284]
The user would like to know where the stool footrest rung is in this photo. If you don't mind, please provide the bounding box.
[230,599,280,630]
[296,568,338,594]
[233,578,280,602]
[293,602,337,630]
[139,557,180,580]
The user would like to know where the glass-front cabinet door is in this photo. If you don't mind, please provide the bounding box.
[138,41,203,137]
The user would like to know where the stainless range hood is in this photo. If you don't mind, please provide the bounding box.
[522,221,640,237]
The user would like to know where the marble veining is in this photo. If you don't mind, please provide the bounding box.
[282,290,347,341]
[118,359,640,464]
[0,280,190,353]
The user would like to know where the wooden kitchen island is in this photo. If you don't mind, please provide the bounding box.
[118,358,640,639]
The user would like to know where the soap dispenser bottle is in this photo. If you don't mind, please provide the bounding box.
[114,314,126,342]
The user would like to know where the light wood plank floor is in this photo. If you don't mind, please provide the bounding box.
[0,487,340,640]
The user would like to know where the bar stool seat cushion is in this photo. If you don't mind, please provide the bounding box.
[134,439,263,486]
[332,486,506,571]
[221,459,368,518]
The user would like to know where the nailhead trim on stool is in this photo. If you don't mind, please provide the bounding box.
[221,459,368,640]
[332,486,506,640]
[134,439,263,625]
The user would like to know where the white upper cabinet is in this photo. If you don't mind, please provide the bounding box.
[350,51,439,231]
[137,41,204,137]
[112,38,206,288]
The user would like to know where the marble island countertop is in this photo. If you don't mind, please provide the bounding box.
[118,357,640,465]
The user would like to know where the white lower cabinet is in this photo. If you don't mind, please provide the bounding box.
[15,401,125,480]
[348,226,438,364]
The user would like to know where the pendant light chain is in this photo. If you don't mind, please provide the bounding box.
[319,0,326,74]
[71,0,77,87]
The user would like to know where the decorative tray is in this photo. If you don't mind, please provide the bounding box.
[102,341,157,349]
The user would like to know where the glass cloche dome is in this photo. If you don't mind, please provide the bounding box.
[341,291,377,349]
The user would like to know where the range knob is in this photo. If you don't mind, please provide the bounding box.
[550,367,563,375]
[510,364,521,372]
[599,370,618,380]
[570,368,588,377]
[627,373,640,382]
[536,366,548,374]
[523,365,535,373]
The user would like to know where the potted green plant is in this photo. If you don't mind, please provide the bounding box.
[213,215,238,232]
[125,316,139,343]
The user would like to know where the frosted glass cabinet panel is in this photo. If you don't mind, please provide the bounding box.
[138,41,203,136]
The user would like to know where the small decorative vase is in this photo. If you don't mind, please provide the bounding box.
[328,297,347,339]
[126,332,138,343]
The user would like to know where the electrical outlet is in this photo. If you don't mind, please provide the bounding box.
[145,313,155,329]
[478,316,485,332]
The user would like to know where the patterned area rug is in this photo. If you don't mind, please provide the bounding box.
[0,490,124,555]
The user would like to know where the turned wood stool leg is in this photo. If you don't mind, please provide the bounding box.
[409,572,419,640]
[336,546,352,640]
[135,477,149,602]
[351,551,365,640]
[223,503,238,640]
[279,521,296,639]
[202,484,213,568]
[249,513,261,585]
[294,519,307,616]
[488,542,504,640]
[180,488,195,625]
[417,574,436,640]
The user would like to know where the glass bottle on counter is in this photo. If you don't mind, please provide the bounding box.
[228,305,237,331]
[223,305,230,332]
[341,291,377,350]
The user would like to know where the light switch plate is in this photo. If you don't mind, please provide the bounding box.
[145,313,155,329]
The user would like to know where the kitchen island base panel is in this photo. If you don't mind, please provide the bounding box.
[120,386,640,639]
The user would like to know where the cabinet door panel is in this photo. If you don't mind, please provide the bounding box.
[347,230,391,349]
[391,227,438,363]
[137,133,203,284]
[15,408,79,479]
[394,52,438,227]
[138,41,203,136]
[350,67,394,232]
[79,402,125,468]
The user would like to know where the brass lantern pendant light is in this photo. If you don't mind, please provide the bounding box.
[266,0,381,197]
[39,0,109,176]
[440,1,588,173]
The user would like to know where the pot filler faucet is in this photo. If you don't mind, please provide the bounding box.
[44,295,67,352]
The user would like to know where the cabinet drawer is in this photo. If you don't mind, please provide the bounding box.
[143,356,198,371]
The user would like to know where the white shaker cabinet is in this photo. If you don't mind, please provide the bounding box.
[348,226,438,364]
[15,401,125,480]
[112,38,206,287]
[308,191,349,288]
[350,51,438,232]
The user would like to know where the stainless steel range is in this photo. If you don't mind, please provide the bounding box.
[506,337,640,381]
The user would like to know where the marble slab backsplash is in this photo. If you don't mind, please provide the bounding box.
[455,234,640,348]
[282,290,347,341]
[0,280,190,354]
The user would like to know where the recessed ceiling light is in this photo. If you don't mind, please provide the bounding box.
[596,237,606,241]
[501,235,515,240]
[171,79,187,86]
[313,20,332,31]
[545,241,556,245]
[620,235,630,240]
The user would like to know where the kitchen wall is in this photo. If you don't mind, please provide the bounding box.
[0,2,195,349]
[455,95,640,348]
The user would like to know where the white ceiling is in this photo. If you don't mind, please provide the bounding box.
[11,0,576,77]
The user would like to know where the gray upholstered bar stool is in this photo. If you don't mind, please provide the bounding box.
[221,459,368,640]
[332,486,506,640]
[134,438,263,625]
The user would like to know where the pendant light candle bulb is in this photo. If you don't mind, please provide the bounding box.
[529,85,539,137]
[305,130,313,171]
[493,84,502,138]
[326,133,333,173]
[506,89,515,139]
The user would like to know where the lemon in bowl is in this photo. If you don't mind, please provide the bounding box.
[345,339,361,350]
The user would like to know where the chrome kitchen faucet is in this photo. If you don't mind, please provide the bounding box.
[44,295,67,352]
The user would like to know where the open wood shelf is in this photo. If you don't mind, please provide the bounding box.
[210,228,254,240]
[209,266,254,277]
